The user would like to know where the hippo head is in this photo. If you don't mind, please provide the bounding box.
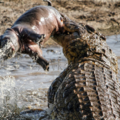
[0,28,20,60]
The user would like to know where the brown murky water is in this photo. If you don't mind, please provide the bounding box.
[0,35,120,119]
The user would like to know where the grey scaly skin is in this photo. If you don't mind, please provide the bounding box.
[47,14,120,120]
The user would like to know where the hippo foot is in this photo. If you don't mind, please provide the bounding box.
[20,109,51,120]
[36,57,49,71]
[23,45,49,71]
[31,53,49,71]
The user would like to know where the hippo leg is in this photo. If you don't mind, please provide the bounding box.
[22,43,49,71]
[21,28,45,45]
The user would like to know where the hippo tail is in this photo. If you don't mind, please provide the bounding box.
[43,0,52,6]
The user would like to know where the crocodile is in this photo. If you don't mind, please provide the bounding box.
[47,14,120,120]
[20,13,120,120]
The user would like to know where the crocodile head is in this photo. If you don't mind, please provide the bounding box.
[52,15,118,73]
[51,14,88,64]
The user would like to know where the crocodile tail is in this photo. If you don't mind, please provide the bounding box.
[43,0,52,6]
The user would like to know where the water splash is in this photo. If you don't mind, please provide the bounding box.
[0,76,25,120]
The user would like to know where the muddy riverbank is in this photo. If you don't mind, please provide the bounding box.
[0,0,120,46]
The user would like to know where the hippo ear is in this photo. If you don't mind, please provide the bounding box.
[21,28,45,44]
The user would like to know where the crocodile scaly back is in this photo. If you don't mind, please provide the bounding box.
[48,16,120,120]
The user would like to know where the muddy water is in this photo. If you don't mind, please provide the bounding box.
[0,47,67,91]
[0,35,120,118]
[106,35,120,75]
[0,46,68,114]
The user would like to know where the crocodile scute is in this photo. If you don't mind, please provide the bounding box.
[48,16,120,120]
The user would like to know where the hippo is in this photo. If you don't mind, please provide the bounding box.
[0,1,63,70]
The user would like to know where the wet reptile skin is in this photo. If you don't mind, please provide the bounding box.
[48,16,120,120]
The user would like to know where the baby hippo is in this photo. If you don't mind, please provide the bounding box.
[0,4,63,70]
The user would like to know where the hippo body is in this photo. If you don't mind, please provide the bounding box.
[0,5,63,70]
[12,6,63,44]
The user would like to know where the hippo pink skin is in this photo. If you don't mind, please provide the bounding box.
[0,5,64,70]
[12,5,63,45]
